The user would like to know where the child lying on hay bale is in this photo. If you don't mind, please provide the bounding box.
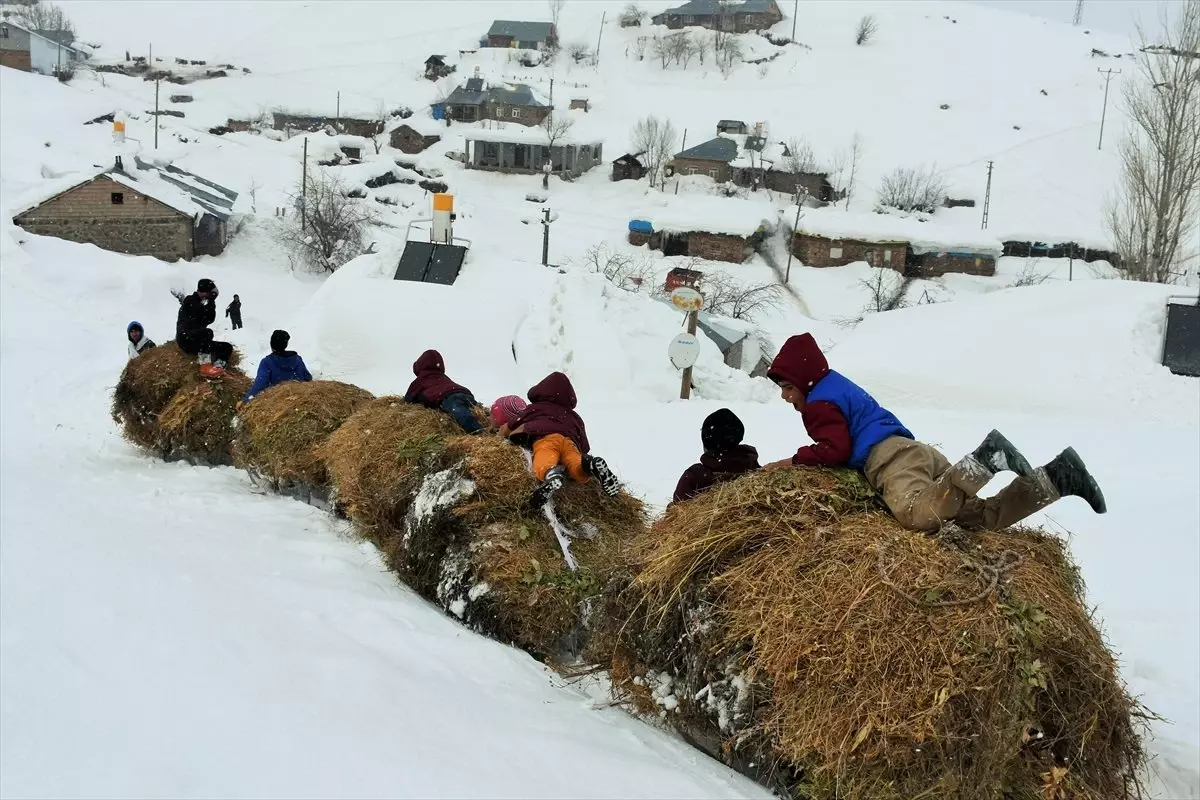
[112,340,244,454]
[603,467,1147,800]
[400,434,645,661]
[234,379,374,490]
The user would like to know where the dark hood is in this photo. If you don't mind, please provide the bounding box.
[700,444,760,474]
[767,333,830,395]
[528,371,577,409]
[413,349,446,376]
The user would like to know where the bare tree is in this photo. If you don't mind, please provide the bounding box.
[632,36,649,61]
[15,1,75,35]
[855,15,879,45]
[652,36,671,69]
[665,31,691,66]
[567,41,592,63]
[832,133,865,209]
[370,101,388,154]
[859,268,912,314]
[1009,259,1051,288]
[549,0,565,35]
[581,244,656,289]
[619,3,647,27]
[278,174,378,273]
[677,32,699,67]
[697,272,784,322]
[541,114,575,172]
[876,164,947,213]
[782,137,819,175]
[629,115,679,189]
[1105,0,1200,284]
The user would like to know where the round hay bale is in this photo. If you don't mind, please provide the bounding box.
[111,341,242,449]
[154,371,252,464]
[400,434,647,661]
[322,397,465,538]
[235,380,374,487]
[609,467,1147,800]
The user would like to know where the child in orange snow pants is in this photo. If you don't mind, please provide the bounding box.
[532,433,589,483]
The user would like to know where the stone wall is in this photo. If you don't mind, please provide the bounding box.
[627,230,652,247]
[15,176,194,261]
[673,157,730,182]
[687,232,749,263]
[390,125,441,154]
[918,252,996,277]
[0,49,31,71]
[793,233,906,269]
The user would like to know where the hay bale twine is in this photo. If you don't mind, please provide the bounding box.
[111,341,242,449]
[235,380,374,487]
[401,435,647,661]
[154,371,252,464]
[609,467,1147,800]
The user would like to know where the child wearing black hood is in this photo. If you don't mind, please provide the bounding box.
[672,408,761,503]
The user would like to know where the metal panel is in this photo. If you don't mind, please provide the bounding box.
[1163,300,1200,377]
[395,241,436,282]
[424,244,467,285]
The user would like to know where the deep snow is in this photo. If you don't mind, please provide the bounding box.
[2,1,1198,797]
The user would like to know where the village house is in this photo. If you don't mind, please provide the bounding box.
[390,120,442,154]
[629,197,776,263]
[651,0,784,33]
[669,136,740,182]
[435,74,551,127]
[611,152,646,182]
[788,208,1003,277]
[0,19,88,74]
[424,54,455,80]
[463,128,603,178]
[1001,239,1119,265]
[11,156,238,262]
[483,20,557,50]
[272,111,384,139]
[668,124,835,202]
[717,119,748,135]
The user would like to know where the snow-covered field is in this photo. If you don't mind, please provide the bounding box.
[2,1,1198,797]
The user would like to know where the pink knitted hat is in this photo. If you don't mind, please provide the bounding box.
[489,395,528,427]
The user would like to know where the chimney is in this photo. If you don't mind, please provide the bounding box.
[114,155,124,172]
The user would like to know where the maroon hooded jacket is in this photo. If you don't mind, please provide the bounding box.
[766,333,853,467]
[506,371,591,453]
[404,349,471,408]
[672,444,760,503]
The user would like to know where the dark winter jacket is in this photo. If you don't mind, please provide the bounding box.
[507,371,590,453]
[404,350,472,408]
[672,444,760,503]
[244,351,313,403]
[225,298,242,320]
[767,333,913,470]
[176,293,216,350]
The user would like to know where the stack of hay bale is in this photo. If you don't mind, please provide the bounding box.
[599,467,1148,800]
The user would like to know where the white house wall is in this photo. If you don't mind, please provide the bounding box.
[29,34,78,75]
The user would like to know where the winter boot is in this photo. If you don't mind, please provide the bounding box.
[971,429,1034,477]
[583,454,621,497]
[1043,447,1107,514]
[529,465,568,509]
[199,362,226,378]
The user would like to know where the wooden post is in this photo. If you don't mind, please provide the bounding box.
[541,207,551,266]
[679,309,699,400]
[154,79,160,149]
[301,136,309,231]
[785,189,803,282]
[594,11,606,67]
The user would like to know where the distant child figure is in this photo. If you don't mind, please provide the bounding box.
[763,333,1106,532]
[499,371,621,506]
[404,349,482,434]
[489,394,528,430]
[176,278,234,378]
[242,330,313,404]
[225,294,243,330]
[126,321,156,360]
[672,408,760,504]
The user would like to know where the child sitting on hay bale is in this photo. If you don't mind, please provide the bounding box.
[126,321,156,360]
[404,349,483,434]
[763,333,1107,532]
[242,330,313,404]
[499,371,622,507]
[176,278,234,379]
[672,408,760,504]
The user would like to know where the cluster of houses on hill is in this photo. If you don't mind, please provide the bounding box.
[651,0,784,33]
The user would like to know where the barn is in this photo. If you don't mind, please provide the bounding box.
[630,196,776,264]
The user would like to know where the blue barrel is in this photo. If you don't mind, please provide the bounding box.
[628,219,654,234]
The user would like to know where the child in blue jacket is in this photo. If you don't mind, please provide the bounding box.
[243,330,313,404]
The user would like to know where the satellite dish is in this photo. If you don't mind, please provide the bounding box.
[670,286,704,312]
[668,333,701,370]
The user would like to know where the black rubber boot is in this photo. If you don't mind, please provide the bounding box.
[1043,447,1107,514]
[583,454,621,496]
[971,429,1034,477]
[529,466,568,509]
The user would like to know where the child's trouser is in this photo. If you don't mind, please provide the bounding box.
[440,392,482,434]
[532,434,588,483]
[179,330,233,364]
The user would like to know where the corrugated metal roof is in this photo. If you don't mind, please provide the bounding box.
[657,0,776,15]
[487,20,555,41]
[444,81,547,108]
[134,157,239,221]
[675,136,739,163]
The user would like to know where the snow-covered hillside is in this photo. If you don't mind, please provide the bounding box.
[2,1,1198,797]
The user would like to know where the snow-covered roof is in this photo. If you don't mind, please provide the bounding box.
[656,0,777,15]
[462,123,602,147]
[638,196,777,237]
[675,136,738,163]
[136,159,238,221]
[788,207,1004,255]
[395,116,445,137]
[487,20,555,42]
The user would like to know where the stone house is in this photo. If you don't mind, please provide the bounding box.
[424,54,455,80]
[0,19,88,74]
[669,136,740,182]
[390,123,442,154]
[437,76,550,127]
[272,112,384,138]
[628,197,776,264]
[484,20,557,50]
[651,0,783,33]
[1001,239,1119,265]
[611,152,645,181]
[12,157,238,262]
[463,130,603,177]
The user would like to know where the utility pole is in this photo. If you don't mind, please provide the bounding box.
[301,136,309,231]
[1072,0,1085,26]
[1097,68,1121,150]
[679,309,698,400]
[791,0,798,42]
[981,161,994,230]
[335,91,341,129]
[594,11,605,67]
[785,187,804,282]
[541,207,552,266]
[154,78,160,149]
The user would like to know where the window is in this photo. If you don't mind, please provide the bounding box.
[884,249,892,263]
[708,169,717,178]
[686,167,697,175]
[495,106,504,118]
[512,108,521,118]
[683,14,694,23]
[829,245,843,259]
[864,249,875,266]
[111,192,124,205]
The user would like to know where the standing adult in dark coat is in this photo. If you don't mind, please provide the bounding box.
[225,294,243,330]
[176,278,233,377]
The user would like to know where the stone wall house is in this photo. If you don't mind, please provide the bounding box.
[272,112,383,138]
[464,133,603,177]
[390,124,442,154]
[736,167,834,201]
[791,233,909,270]
[669,136,739,182]
[919,251,996,277]
[611,152,645,181]
[484,20,557,50]
[1001,239,1118,265]
[439,76,550,127]
[651,0,783,33]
